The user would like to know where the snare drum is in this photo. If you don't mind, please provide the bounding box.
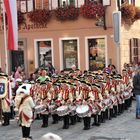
[69,105,77,116]
[76,105,89,118]
[56,105,69,116]
[123,91,130,99]
[92,106,97,115]
[35,105,46,114]
[49,105,56,114]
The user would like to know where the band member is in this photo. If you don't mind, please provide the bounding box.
[68,84,77,125]
[79,82,94,130]
[61,83,70,129]
[92,85,103,126]
[40,83,51,128]
[15,84,35,139]
[50,84,59,124]
[1,74,12,126]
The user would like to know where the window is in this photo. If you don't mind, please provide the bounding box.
[121,0,135,5]
[35,0,49,9]
[37,41,52,67]
[0,1,4,14]
[62,39,78,69]
[129,38,140,63]
[17,0,34,13]
[58,0,76,7]
[88,38,105,70]
[17,0,50,12]
[84,0,103,4]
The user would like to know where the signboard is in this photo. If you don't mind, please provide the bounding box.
[0,76,8,98]
[112,11,121,44]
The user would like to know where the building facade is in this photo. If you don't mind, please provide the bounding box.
[0,0,140,75]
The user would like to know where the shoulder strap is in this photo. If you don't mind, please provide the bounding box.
[19,95,30,108]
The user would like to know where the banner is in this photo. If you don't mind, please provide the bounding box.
[4,0,18,50]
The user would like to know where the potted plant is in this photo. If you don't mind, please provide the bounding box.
[18,11,25,26]
[28,9,52,25]
[121,4,136,24]
[80,1,105,19]
[55,6,79,21]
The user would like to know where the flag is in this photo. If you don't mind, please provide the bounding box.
[3,0,18,50]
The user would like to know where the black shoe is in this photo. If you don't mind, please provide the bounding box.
[117,113,121,116]
[101,120,105,123]
[28,136,32,140]
[92,122,100,126]
[2,123,9,126]
[35,117,41,120]
[109,117,112,120]
[63,125,69,129]
[83,126,90,130]
[52,121,58,124]
[41,124,48,128]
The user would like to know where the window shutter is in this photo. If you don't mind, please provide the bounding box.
[129,39,132,63]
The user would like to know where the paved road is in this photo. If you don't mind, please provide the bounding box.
[0,101,139,140]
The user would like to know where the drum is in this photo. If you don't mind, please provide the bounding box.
[103,99,109,106]
[49,105,56,114]
[92,106,97,115]
[123,91,130,99]
[108,99,113,107]
[69,105,77,116]
[76,105,89,118]
[56,105,69,116]
[35,105,46,114]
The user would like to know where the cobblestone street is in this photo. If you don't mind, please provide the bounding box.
[0,101,139,140]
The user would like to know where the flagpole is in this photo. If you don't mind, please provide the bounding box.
[2,0,8,74]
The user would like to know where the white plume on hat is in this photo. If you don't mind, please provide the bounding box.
[71,64,76,68]
[39,133,62,140]
[15,78,22,82]
[16,83,31,95]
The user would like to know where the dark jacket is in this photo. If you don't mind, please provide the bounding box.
[133,74,140,95]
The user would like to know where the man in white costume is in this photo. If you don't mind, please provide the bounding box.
[15,84,35,140]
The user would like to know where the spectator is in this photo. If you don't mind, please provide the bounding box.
[133,67,140,119]
[14,66,22,80]
[111,65,117,75]
[47,63,55,76]
[36,69,50,83]
[28,73,36,82]
[0,67,3,73]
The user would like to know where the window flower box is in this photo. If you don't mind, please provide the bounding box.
[55,6,79,21]
[80,1,105,19]
[121,5,136,21]
[28,9,52,25]
[18,11,25,26]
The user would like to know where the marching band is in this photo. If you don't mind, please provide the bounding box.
[0,66,134,139]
